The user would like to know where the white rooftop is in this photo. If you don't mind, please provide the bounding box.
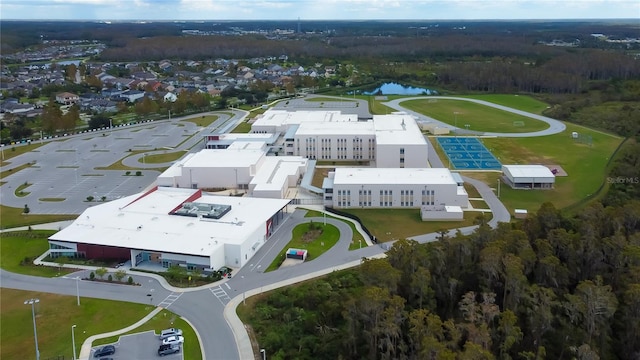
[502,165,554,179]
[251,156,308,192]
[295,120,374,136]
[254,110,358,127]
[373,114,427,145]
[49,187,290,257]
[333,167,458,185]
[183,148,265,168]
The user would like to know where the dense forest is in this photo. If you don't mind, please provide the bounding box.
[243,202,640,360]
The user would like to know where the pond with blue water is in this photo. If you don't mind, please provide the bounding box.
[363,82,436,95]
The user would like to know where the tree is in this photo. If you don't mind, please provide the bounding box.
[564,276,618,348]
[40,101,63,134]
[114,269,127,282]
[497,310,523,360]
[359,258,401,294]
[89,271,95,280]
[95,267,108,280]
[55,256,69,272]
[23,204,30,214]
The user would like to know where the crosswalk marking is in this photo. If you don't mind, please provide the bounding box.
[210,285,231,305]
[158,292,182,309]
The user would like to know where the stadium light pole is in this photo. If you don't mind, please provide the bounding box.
[71,325,77,360]
[24,298,40,360]
[453,111,460,128]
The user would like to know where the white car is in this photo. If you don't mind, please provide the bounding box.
[159,328,183,340]
[162,335,184,346]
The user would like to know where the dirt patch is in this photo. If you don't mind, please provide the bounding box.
[302,229,323,242]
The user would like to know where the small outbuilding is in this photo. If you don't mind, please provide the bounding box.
[502,165,555,189]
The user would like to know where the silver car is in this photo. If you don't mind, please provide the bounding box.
[159,328,183,340]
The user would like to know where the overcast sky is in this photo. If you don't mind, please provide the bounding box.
[1,0,638,20]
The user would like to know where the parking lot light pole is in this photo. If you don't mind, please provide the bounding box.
[260,348,266,360]
[76,277,80,306]
[71,325,77,360]
[24,298,40,360]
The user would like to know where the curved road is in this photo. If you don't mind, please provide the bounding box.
[1,96,557,359]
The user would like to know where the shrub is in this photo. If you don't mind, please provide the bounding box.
[86,196,94,202]
[107,274,113,282]
[128,276,134,285]
[135,171,142,176]
[114,269,126,282]
[95,267,107,279]
[89,271,95,280]
[125,171,131,176]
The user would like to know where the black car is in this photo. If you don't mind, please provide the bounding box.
[94,345,116,357]
[158,344,180,356]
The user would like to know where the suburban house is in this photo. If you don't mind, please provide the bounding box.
[55,92,80,105]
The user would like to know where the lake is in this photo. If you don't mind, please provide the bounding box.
[363,82,436,96]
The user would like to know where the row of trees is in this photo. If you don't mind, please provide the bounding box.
[244,201,640,360]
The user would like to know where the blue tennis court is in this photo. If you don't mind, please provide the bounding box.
[436,137,501,170]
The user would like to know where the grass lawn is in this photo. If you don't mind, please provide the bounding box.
[231,121,252,133]
[343,209,485,242]
[92,309,202,360]
[138,150,187,164]
[94,151,167,172]
[368,95,397,115]
[478,122,622,213]
[1,162,35,182]
[39,198,65,202]
[15,182,32,197]
[0,230,74,277]
[0,205,77,230]
[0,288,158,360]
[457,94,550,114]
[401,98,549,133]
[0,143,44,164]
[303,209,365,251]
[265,223,340,272]
[181,115,218,127]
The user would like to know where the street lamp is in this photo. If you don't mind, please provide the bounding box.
[75,277,80,306]
[453,111,460,128]
[71,325,77,360]
[260,348,266,360]
[24,298,40,360]
[497,178,501,198]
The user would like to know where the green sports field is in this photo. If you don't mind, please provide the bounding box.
[401,98,550,133]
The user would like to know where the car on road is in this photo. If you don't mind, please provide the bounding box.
[93,345,116,357]
[159,328,183,340]
[162,335,184,346]
[158,344,180,356]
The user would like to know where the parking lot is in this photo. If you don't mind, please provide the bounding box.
[0,112,242,215]
[91,330,183,360]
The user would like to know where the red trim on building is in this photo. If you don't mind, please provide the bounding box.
[168,189,203,214]
[122,185,159,208]
[76,243,130,260]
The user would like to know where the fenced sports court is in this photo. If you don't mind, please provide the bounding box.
[436,137,502,170]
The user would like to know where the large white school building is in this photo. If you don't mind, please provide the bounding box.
[48,187,290,271]
[323,167,468,210]
[251,110,429,168]
[157,141,309,199]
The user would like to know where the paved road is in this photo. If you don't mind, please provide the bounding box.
[384,96,566,137]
